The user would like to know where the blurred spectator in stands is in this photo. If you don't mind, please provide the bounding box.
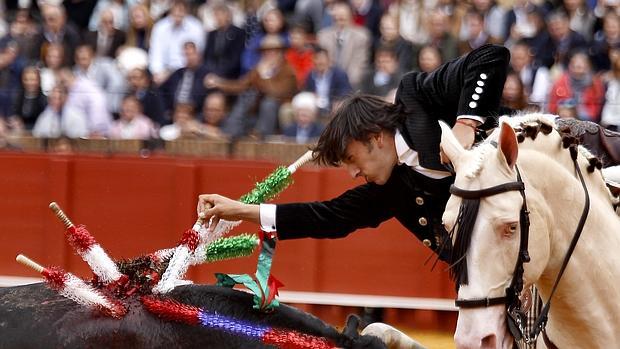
[83,9,127,59]
[545,10,587,69]
[387,0,433,45]
[149,0,205,85]
[501,72,529,111]
[556,98,578,119]
[0,40,25,120]
[39,43,65,96]
[9,66,47,131]
[4,9,38,62]
[318,1,370,89]
[548,51,605,122]
[150,0,173,20]
[109,95,156,140]
[426,9,458,64]
[74,44,125,115]
[32,4,81,66]
[159,41,210,116]
[0,3,6,40]
[303,46,352,117]
[33,84,89,138]
[197,0,245,32]
[126,4,153,51]
[360,46,401,98]
[373,14,413,74]
[63,0,97,30]
[509,40,550,107]
[126,68,167,126]
[601,48,620,131]
[57,68,112,137]
[590,11,620,72]
[458,10,491,55]
[88,0,130,32]
[503,0,539,43]
[241,0,264,45]
[293,0,323,34]
[203,2,246,80]
[520,6,554,69]
[0,119,21,150]
[563,0,595,40]
[286,22,314,88]
[197,91,230,141]
[50,136,74,154]
[283,91,323,144]
[242,8,289,74]
[206,35,297,140]
[455,0,505,44]
[417,45,443,73]
[350,0,383,39]
[159,103,201,140]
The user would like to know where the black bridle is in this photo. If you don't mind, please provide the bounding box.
[449,151,591,346]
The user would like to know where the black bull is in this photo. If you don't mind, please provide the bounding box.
[0,283,387,349]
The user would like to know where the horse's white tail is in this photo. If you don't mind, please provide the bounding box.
[361,322,427,349]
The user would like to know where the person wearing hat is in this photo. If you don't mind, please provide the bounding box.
[204,34,298,140]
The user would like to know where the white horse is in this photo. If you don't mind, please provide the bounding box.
[439,115,620,349]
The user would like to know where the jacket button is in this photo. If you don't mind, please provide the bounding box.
[423,239,432,247]
[419,217,428,226]
[415,197,424,205]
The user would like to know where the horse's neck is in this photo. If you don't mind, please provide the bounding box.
[519,150,620,346]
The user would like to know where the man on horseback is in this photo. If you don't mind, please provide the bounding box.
[197,44,510,262]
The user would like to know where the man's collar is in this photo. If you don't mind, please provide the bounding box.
[394,129,410,164]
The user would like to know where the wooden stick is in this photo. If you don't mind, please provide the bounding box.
[287,150,314,173]
[49,202,74,228]
[16,254,45,273]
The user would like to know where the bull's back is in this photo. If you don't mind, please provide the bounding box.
[0,283,351,349]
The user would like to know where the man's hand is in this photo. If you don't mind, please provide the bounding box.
[452,119,478,149]
[197,194,260,231]
[440,119,479,163]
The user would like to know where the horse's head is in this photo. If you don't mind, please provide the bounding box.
[440,121,551,349]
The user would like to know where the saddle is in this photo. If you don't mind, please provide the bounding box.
[555,118,620,167]
[555,119,620,201]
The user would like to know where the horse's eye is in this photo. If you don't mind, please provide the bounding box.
[504,222,518,237]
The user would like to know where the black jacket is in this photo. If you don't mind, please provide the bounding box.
[204,25,246,79]
[275,44,510,261]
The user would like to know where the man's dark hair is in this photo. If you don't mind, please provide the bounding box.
[313,94,404,166]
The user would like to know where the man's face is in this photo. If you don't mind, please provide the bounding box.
[342,135,395,185]
[313,52,330,73]
[510,45,530,71]
[184,44,200,68]
[548,18,568,40]
[170,4,187,26]
[75,47,93,70]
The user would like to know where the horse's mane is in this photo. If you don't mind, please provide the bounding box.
[449,113,617,287]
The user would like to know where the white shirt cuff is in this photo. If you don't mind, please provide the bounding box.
[259,203,277,232]
[457,115,485,124]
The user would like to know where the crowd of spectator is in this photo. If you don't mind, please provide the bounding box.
[2,0,620,151]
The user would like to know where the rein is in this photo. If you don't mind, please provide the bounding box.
[450,149,591,346]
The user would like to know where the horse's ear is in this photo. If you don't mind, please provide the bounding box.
[498,122,518,169]
[439,120,465,164]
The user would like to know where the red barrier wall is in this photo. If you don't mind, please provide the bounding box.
[0,152,457,330]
